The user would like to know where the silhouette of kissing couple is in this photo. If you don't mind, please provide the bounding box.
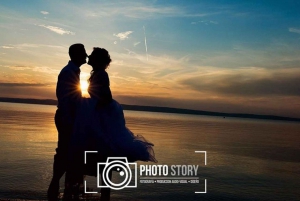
[47,43,157,201]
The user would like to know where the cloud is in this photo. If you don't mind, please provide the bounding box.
[0,82,55,99]
[183,12,222,18]
[124,48,139,56]
[1,46,14,49]
[3,65,59,74]
[114,5,221,19]
[114,31,133,40]
[134,42,141,46]
[143,26,148,61]
[0,82,48,87]
[8,66,32,71]
[3,43,65,49]
[31,66,59,74]
[38,24,75,35]
[56,1,224,20]
[191,20,218,25]
[93,4,180,19]
[111,49,189,75]
[192,42,300,69]
[114,94,300,118]
[289,28,300,34]
[179,68,300,97]
[40,11,49,15]
[114,41,117,45]
[86,12,97,17]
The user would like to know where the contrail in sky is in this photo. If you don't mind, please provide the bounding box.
[143,25,148,61]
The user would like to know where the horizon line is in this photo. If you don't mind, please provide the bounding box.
[0,97,299,122]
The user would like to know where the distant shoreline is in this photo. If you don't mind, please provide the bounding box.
[0,97,299,122]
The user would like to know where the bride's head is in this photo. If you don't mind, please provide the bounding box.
[88,47,111,70]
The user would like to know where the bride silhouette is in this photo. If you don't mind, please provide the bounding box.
[66,47,156,199]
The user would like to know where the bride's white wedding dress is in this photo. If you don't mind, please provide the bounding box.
[67,73,156,175]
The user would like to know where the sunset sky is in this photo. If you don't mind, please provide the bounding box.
[0,0,300,117]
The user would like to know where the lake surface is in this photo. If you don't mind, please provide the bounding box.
[0,102,299,201]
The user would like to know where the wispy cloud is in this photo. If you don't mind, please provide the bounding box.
[1,43,65,49]
[179,68,300,97]
[124,48,137,56]
[183,12,222,18]
[31,66,59,74]
[121,5,185,18]
[112,49,191,76]
[134,42,141,46]
[63,1,222,20]
[143,26,148,61]
[117,5,221,19]
[38,24,75,35]
[8,66,32,71]
[1,46,14,49]
[3,64,59,74]
[86,12,97,17]
[40,11,49,15]
[289,28,300,34]
[0,82,48,87]
[83,4,181,19]
[191,20,218,25]
[0,82,55,99]
[113,31,133,40]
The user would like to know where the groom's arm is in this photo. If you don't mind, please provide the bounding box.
[56,69,82,123]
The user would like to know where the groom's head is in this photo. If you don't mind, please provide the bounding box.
[69,43,88,67]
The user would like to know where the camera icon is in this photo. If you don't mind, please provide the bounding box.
[97,157,137,190]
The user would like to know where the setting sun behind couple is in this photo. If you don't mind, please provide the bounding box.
[80,79,89,97]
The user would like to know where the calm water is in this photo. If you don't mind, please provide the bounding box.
[0,102,299,201]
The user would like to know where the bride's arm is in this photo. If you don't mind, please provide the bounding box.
[90,70,112,107]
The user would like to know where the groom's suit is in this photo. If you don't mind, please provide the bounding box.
[53,60,81,182]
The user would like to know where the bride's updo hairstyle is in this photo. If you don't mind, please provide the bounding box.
[88,47,111,71]
[88,47,112,83]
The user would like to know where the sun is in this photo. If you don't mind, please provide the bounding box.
[80,80,89,97]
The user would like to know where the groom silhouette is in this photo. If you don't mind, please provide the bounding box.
[48,43,87,201]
